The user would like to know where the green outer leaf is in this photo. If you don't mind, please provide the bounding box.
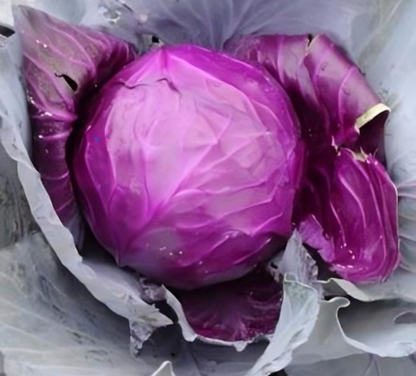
[246,276,319,376]
[292,297,416,364]
[287,354,416,376]
[0,233,164,376]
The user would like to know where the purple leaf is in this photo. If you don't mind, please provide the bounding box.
[225,34,389,156]
[298,149,400,284]
[174,269,282,342]
[13,6,136,244]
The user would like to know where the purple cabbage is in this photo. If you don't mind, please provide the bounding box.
[72,44,304,290]
[15,5,400,343]
[14,6,136,243]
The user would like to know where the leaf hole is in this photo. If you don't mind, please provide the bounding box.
[55,74,78,92]
[0,24,14,38]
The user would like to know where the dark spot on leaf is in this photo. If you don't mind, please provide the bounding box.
[17,264,26,280]
[38,275,52,300]
[71,331,85,344]
[52,304,64,316]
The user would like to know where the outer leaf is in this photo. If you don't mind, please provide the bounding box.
[291,297,416,365]
[338,299,416,357]
[225,34,389,151]
[291,298,361,365]
[299,149,400,284]
[276,231,322,296]
[1,0,87,28]
[322,268,416,303]
[246,276,319,375]
[0,39,33,249]
[96,0,384,56]
[0,232,168,376]
[0,144,33,249]
[287,354,416,376]
[13,5,135,245]
[359,0,416,273]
